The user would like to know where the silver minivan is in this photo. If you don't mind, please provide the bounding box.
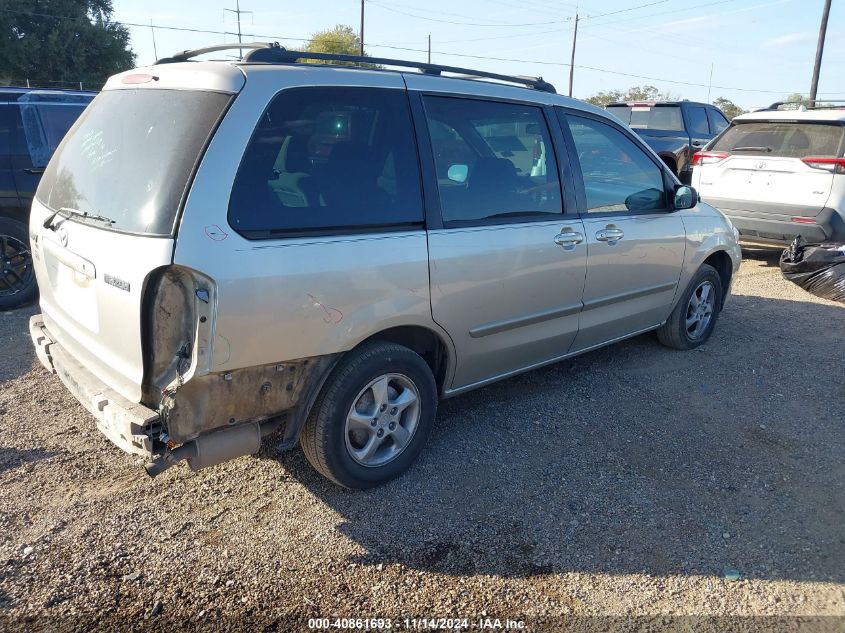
[28,44,741,488]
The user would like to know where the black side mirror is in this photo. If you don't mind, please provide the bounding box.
[624,187,664,211]
[673,185,698,210]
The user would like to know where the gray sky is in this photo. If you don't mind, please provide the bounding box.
[113,0,844,109]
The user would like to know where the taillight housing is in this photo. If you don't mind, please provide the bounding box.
[801,156,845,174]
[692,151,730,166]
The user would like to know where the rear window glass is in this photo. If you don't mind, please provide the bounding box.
[712,121,845,158]
[228,87,423,237]
[36,89,231,235]
[606,105,684,132]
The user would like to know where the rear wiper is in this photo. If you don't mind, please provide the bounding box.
[731,146,773,153]
[44,206,116,230]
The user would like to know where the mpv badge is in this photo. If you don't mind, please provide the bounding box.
[58,227,69,247]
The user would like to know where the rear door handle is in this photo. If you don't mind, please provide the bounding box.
[24,167,45,175]
[596,228,624,243]
[553,231,584,247]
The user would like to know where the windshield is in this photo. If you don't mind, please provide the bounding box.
[711,121,845,158]
[36,89,231,235]
[606,105,684,132]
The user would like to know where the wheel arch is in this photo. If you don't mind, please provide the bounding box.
[355,324,453,395]
[279,322,455,450]
[702,250,733,309]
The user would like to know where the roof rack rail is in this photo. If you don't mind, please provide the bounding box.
[764,99,845,111]
[155,41,556,93]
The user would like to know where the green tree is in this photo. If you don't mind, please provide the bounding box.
[304,25,369,65]
[584,84,677,107]
[0,0,135,90]
[782,92,809,108]
[712,97,745,119]
[775,93,833,110]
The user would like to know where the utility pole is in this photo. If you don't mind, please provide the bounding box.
[360,0,365,56]
[224,0,252,59]
[150,19,158,61]
[427,33,431,63]
[809,0,832,107]
[568,12,579,98]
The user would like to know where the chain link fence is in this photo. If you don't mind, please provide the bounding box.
[3,78,99,91]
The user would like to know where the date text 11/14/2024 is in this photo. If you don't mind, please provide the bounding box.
[307,617,527,630]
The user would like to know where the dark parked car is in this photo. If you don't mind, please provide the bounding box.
[1,88,95,309]
[606,100,729,183]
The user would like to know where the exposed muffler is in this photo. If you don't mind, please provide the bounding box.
[144,421,264,478]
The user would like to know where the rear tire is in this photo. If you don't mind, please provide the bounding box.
[0,217,37,310]
[657,264,722,350]
[300,341,437,489]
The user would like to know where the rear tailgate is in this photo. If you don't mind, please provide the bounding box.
[696,120,845,218]
[32,213,175,401]
[698,155,835,218]
[30,64,241,403]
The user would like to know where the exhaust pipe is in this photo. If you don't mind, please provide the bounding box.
[144,442,197,477]
[144,421,263,478]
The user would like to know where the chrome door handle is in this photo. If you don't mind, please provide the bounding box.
[596,228,624,242]
[553,231,584,247]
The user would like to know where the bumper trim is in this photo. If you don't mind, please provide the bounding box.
[29,315,159,458]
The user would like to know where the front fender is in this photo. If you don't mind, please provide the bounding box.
[676,205,742,306]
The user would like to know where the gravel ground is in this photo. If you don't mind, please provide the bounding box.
[1,249,843,632]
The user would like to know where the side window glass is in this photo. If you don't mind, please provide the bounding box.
[687,106,710,136]
[423,96,562,225]
[565,115,666,213]
[36,104,87,155]
[708,109,729,134]
[229,87,423,236]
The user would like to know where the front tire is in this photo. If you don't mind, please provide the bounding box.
[300,341,437,489]
[0,217,37,310]
[657,264,723,350]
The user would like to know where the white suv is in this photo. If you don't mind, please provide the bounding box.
[692,104,845,245]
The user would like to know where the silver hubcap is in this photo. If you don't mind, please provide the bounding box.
[686,280,716,339]
[344,373,421,467]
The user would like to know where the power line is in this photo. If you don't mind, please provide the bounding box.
[1,7,842,97]
[439,24,575,45]
[368,0,573,27]
[581,0,670,21]
[375,0,538,25]
[579,0,745,31]
[370,0,673,27]
[483,0,578,20]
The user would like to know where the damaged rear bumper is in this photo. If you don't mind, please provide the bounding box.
[29,315,160,459]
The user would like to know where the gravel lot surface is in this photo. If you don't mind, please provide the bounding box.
[1,249,843,632]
